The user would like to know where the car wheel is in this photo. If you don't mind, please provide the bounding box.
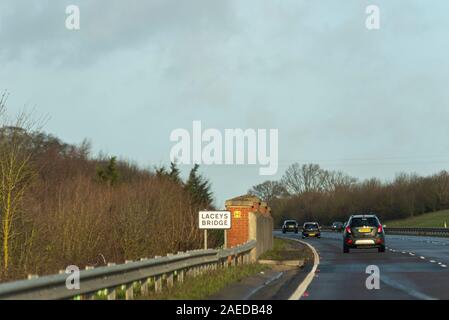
[378,245,385,253]
[343,245,350,253]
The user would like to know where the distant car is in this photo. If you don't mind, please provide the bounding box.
[343,214,385,253]
[282,220,299,233]
[331,221,344,232]
[302,222,321,238]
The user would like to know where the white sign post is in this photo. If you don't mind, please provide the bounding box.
[199,211,231,249]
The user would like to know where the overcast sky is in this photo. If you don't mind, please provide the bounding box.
[1,0,449,206]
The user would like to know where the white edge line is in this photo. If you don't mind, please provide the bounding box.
[287,238,320,300]
[243,271,284,300]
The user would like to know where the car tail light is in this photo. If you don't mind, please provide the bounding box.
[345,226,351,234]
[346,238,353,244]
[377,225,383,233]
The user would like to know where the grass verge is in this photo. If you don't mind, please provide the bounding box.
[386,209,449,228]
[144,263,268,300]
[259,238,288,260]
[259,237,312,262]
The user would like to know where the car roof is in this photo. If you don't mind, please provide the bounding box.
[284,219,297,222]
[350,214,377,218]
[304,221,319,224]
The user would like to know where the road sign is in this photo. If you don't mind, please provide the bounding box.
[199,211,231,229]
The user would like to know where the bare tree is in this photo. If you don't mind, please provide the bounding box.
[0,94,37,275]
[323,170,357,192]
[248,180,287,203]
[434,171,449,208]
[281,163,327,194]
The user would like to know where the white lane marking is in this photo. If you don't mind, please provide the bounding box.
[430,260,436,263]
[287,238,320,300]
[409,253,415,256]
[438,262,442,265]
[420,256,426,259]
[441,265,447,268]
[243,271,284,300]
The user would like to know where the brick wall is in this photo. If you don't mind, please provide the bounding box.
[226,206,250,248]
[225,195,273,254]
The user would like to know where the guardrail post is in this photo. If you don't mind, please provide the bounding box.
[138,258,149,297]
[107,287,117,300]
[105,263,117,300]
[84,266,96,300]
[140,279,149,297]
[178,269,184,283]
[193,266,198,277]
[123,261,134,300]
[167,272,174,288]
[154,275,162,293]
[125,283,134,300]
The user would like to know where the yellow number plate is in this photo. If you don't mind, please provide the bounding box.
[309,233,315,236]
[359,228,371,233]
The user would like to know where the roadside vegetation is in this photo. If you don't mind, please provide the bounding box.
[259,238,312,262]
[144,264,268,300]
[259,238,288,260]
[249,163,449,226]
[386,209,449,228]
[0,93,218,282]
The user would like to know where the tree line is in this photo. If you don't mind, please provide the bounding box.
[248,162,449,227]
[0,95,215,281]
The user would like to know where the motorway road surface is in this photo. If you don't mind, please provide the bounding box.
[277,231,449,300]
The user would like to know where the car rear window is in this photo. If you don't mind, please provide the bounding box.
[304,223,318,228]
[285,221,296,225]
[350,217,378,227]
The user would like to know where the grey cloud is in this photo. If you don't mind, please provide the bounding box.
[0,0,237,66]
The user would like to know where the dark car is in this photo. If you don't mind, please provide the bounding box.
[302,222,321,238]
[331,221,344,232]
[343,214,385,253]
[282,220,299,233]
